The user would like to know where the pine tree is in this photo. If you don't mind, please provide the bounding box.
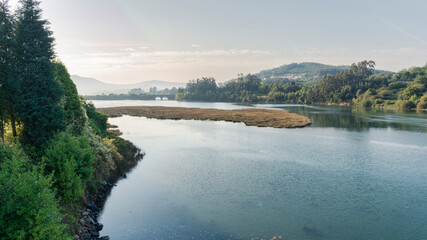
[0,0,17,140]
[15,0,65,147]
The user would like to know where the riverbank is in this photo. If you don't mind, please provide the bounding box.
[98,106,312,128]
[76,135,144,240]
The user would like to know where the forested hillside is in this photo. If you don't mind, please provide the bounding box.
[176,61,427,110]
[253,62,393,85]
[0,1,142,239]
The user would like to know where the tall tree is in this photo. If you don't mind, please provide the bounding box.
[54,61,86,135]
[0,0,18,140]
[15,0,65,147]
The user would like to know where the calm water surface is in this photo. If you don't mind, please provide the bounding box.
[95,100,427,240]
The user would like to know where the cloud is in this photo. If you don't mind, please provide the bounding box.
[141,49,273,57]
[190,44,201,48]
[60,44,427,83]
[121,47,136,52]
[62,48,276,74]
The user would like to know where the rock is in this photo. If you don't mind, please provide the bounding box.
[100,237,110,240]
[87,203,98,212]
[91,232,100,238]
[87,216,95,225]
[95,223,104,231]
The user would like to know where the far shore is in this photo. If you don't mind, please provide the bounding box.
[98,106,312,128]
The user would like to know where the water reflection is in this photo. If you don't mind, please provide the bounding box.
[265,105,427,132]
[93,100,427,132]
[95,101,427,240]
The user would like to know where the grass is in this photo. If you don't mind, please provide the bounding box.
[99,106,312,128]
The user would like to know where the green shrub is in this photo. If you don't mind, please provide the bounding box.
[44,131,94,202]
[361,99,373,108]
[374,99,384,105]
[82,99,108,136]
[55,62,87,134]
[84,125,121,183]
[397,100,416,109]
[388,81,406,89]
[0,143,72,239]
[417,101,427,110]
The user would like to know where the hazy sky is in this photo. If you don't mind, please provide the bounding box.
[8,0,427,83]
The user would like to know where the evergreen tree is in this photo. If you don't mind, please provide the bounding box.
[15,0,65,147]
[0,0,18,140]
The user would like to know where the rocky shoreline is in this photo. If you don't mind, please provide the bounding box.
[76,180,115,240]
[76,133,144,240]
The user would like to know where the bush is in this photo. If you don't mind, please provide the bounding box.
[44,131,94,202]
[388,81,406,89]
[361,99,373,108]
[0,143,72,239]
[397,100,416,109]
[84,125,120,185]
[55,62,87,134]
[417,101,427,110]
[374,99,384,105]
[82,99,108,136]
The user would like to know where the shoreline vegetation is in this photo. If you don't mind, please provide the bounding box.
[174,61,427,110]
[86,61,426,111]
[0,1,144,239]
[99,106,312,128]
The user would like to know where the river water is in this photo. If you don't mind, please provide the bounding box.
[94,100,427,240]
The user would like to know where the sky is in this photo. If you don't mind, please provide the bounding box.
[7,0,427,84]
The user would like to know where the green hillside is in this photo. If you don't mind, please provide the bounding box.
[256,62,393,84]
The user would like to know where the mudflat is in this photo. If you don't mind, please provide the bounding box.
[99,106,311,128]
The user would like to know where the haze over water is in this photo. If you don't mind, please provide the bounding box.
[96,101,427,240]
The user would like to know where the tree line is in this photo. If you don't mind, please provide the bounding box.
[0,1,141,238]
[176,61,427,110]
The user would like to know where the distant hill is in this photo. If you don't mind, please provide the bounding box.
[255,62,393,84]
[71,75,186,95]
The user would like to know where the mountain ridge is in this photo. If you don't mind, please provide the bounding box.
[71,75,186,95]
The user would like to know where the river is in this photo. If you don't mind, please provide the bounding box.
[93,100,427,240]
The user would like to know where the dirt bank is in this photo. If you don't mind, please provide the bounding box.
[99,106,311,128]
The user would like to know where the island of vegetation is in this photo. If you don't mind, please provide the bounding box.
[99,106,312,128]
[0,1,142,239]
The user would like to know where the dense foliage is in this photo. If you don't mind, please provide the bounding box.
[15,0,65,147]
[177,61,427,110]
[55,62,86,135]
[0,0,18,140]
[43,131,94,203]
[176,75,261,102]
[0,143,72,240]
[0,1,143,238]
[82,100,108,136]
